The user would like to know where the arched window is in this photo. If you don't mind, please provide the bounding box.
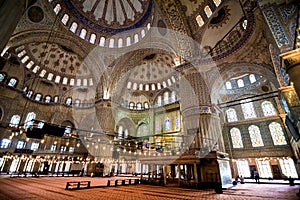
[118,38,123,48]
[66,98,72,105]
[141,29,146,38]
[24,112,36,128]
[127,82,132,89]
[204,6,212,18]
[100,36,106,46]
[35,94,42,101]
[139,83,143,90]
[61,14,69,25]
[151,84,156,91]
[225,81,232,89]
[54,75,61,83]
[196,15,204,27]
[70,22,78,33]
[126,37,131,46]
[134,34,139,43]
[80,29,87,39]
[226,108,238,122]
[129,102,134,109]
[241,99,256,119]
[144,102,149,109]
[88,33,96,44]
[47,73,54,81]
[261,101,276,116]
[132,83,137,90]
[45,96,51,103]
[0,73,5,82]
[74,99,80,107]
[237,79,244,88]
[118,126,123,139]
[124,129,128,138]
[26,91,33,98]
[54,4,61,14]
[230,128,243,148]
[269,122,287,145]
[109,38,114,48]
[136,102,142,110]
[163,91,169,105]
[213,0,222,7]
[249,74,256,83]
[248,125,264,147]
[8,78,17,87]
[9,115,20,127]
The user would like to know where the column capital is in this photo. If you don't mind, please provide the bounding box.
[280,49,300,71]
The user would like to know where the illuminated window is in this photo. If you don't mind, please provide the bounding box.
[155,118,161,132]
[248,125,264,147]
[134,34,139,43]
[80,29,87,39]
[226,108,238,122]
[196,15,204,27]
[60,146,67,152]
[225,81,232,89]
[9,115,20,127]
[175,112,181,131]
[269,122,287,145]
[118,38,123,48]
[129,102,134,109]
[32,65,40,73]
[47,73,54,81]
[53,4,61,14]
[62,77,68,85]
[24,112,36,128]
[26,91,33,98]
[54,96,59,103]
[66,98,72,105]
[70,22,78,33]
[30,142,39,151]
[141,29,145,38]
[237,79,244,88]
[171,91,176,102]
[236,160,251,177]
[74,99,80,107]
[126,37,131,46]
[0,73,5,82]
[204,6,212,18]
[16,141,26,149]
[54,75,61,83]
[242,19,248,30]
[100,36,106,47]
[157,96,162,106]
[90,33,96,44]
[109,38,114,48]
[64,126,71,136]
[35,94,42,101]
[256,160,272,178]
[8,78,17,87]
[124,129,128,138]
[213,0,222,7]
[0,139,11,148]
[241,99,257,119]
[69,147,75,153]
[50,145,56,151]
[45,96,51,103]
[144,102,149,109]
[249,74,256,83]
[230,128,243,148]
[61,14,69,25]
[118,126,123,139]
[279,158,298,178]
[262,101,276,116]
[137,103,142,110]
[163,91,169,105]
[164,117,171,131]
[39,69,46,77]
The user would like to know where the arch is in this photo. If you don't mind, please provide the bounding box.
[90,33,96,44]
[80,29,87,39]
[226,108,238,122]
[116,117,136,138]
[237,79,244,88]
[8,78,18,87]
[9,115,20,127]
[70,22,78,33]
[241,99,256,119]
[61,14,69,25]
[24,112,36,128]
[118,38,123,48]
[100,36,106,46]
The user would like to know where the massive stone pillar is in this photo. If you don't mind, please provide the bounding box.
[281,50,300,98]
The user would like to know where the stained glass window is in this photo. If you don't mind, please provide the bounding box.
[9,115,20,127]
[262,101,276,116]
[155,118,161,132]
[248,125,264,147]
[8,78,17,87]
[269,122,287,145]
[196,15,204,27]
[279,158,298,178]
[241,99,257,119]
[230,128,243,148]
[226,108,238,122]
[0,73,5,82]
[213,0,222,7]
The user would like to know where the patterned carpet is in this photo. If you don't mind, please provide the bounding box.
[0,176,299,199]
